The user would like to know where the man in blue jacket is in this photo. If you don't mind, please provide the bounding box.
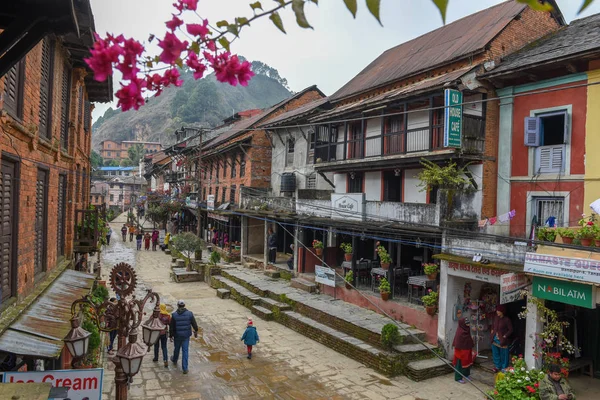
[169,300,199,374]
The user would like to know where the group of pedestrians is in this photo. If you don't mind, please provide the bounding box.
[119,223,160,251]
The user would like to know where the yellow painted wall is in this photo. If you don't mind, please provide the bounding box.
[584,69,600,210]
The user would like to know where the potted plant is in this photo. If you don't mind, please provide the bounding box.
[344,270,353,290]
[379,277,391,301]
[377,246,392,269]
[312,239,324,255]
[536,227,557,243]
[421,289,438,316]
[576,213,598,246]
[340,242,353,262]
[557,227,575,245]
[423,263,439,280]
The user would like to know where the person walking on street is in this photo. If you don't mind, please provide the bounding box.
[136,230,143,251]
[169,300,198,374]
[539,364,576,400]
[153,304,172,367]
[128,224,135,242]
[152,229,159,251]
[267,227,277,264]
[106,226,112,246]
[241,318,259,359]
[121,224,127,242]
[144,231,152,251]
[491,305,513,372]
[106,298,118,355]
[161,232,171,251]
[452,317,474,384]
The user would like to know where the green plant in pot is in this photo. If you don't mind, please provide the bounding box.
[377,246,392,270]
[340,242,353,262]
[575,225,597,247]
[557,227,575,244]
[536,227,557,243]
[344,270,353,290]
[423,263,439,280]
[312,239,324,255]
[379,277,391,301]
[381,323,402,350]
[421,289,438,316]
[209,250,221,267]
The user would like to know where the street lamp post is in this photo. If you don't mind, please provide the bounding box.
[63,263,165,400]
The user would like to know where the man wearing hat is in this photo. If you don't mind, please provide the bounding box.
[169,300,199,374]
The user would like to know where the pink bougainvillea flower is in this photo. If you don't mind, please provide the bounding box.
[186,20,209,38]
[116,38,144,80]
[85,34,124,82]
[166,14,184,31]
[206,40,216,52]
[173,0,198,13]
[185,52,207,80]
[161,68,183,87]
[212,53,241,86]
[115,78,146,111]
[237,60,254,86]
[157,32,188,64]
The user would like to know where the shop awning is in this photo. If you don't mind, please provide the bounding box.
[0,269,95,358]
[434,253,524,273]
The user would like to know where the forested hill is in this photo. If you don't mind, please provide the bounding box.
[91,61,292,148]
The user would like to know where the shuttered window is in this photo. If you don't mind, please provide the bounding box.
[536,145,565,174]
[34,170,48,278]
[81,167,87,204]
[383,171,402,202]
[231,155,237,178]
[239,153,246,178]
[60,64,72,150]
[39,38,55,139]
[0,159,17,302]
[3,60,25,119]
[84,100,91,132]
[306,173,316,189]
[230,185,236,203]
[348,172,363,193]
[57,175,66,256]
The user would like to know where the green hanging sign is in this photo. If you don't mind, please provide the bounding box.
[532,276,596,309]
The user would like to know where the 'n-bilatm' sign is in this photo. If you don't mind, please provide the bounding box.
[532,276,596,309]
[2,368,103,400]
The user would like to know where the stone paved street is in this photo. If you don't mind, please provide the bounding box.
[100,215,493,400]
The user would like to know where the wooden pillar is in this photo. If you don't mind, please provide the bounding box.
[263,219,269,265]
[351,235,358,286]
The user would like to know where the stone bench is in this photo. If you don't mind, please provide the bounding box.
[171,268,201,283]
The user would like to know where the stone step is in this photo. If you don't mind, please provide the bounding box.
[171,268,201,283]
[176,259,186,268]
[164,249,171,255]
[281,311,400,376]
[290,278,317,293]
[394,343,438,361]
[259,297,291,312]
[405,358,453,381]
[264,270,280,279]
[245,263,257,269]
[216,288,230,299]
[171,257,177,263]
[211,276,261,307]
[251,305,274,321]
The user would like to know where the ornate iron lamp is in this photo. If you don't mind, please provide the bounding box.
[64,263,165,400]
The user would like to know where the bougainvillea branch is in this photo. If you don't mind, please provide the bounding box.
[85,0,590,111]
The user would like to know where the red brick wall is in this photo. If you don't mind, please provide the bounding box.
[482,94,499,218]
[0,38,92,300]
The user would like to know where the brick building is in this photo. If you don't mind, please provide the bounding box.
[99,140,162,162]
[0,0,111,370]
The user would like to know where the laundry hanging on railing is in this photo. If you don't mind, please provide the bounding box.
[478,209,516,228]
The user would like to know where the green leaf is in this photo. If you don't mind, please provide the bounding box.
[365,0,382,25]
[236,17,250,26]
[579,0,594,13]
[227,24,240,37]
[218,37,230,51]
[249,1,262,11]
[190,41,200,54]
[516,0,554,12]
[292,0,312,29]
[432,0,448,23]
[216,20,229,28]
[269,11,286,33]
[343,0,357,18]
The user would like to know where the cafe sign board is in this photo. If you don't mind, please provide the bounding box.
[2,368,103,400]
[444,89,463,148]
[315,265,336,287]
[331,193,364,222]
[532,276,596,309]
[500,273,530,304]
[207,195,215,211]
[524,253,600,285]
[447,262,504,284]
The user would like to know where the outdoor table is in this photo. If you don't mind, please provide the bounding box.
[407,275,436,304]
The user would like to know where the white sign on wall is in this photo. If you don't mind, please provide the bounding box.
[331,193,364,221]
[500,273,530,304]
[524,253,600,285]
[315,265,336,287]
[447,262,504,284]
[207,194,215,211]
[2,368,103,400]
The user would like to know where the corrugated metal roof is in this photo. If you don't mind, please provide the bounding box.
[311,66,473,122]
[483,12,600,76]
[259,97,329,127]
[330,1,526,101]
[0,269,95,358]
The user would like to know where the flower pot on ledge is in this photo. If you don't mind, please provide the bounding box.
[345,282,352,290]
[315,248,323,256]
[380,262,390,270]
[580,238,593,246]
[381,292,389,301]
[427,272,438,281]
[344,253,352,262]
[425,305,437,316]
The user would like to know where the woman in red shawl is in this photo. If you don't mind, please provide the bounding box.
[453,317,474,383]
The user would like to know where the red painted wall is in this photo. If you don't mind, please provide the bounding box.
[511,82,587,177]
[321,285,438,344]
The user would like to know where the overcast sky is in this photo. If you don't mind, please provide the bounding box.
[90,0,600,121]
